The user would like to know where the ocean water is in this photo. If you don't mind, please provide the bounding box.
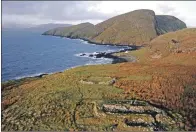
[2,29,127,82]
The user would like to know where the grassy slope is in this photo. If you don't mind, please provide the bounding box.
[2,63,196,131]
[92,9,157,45]
[2,29,196,131]
[2,65,126,131]
[115,28,196,65]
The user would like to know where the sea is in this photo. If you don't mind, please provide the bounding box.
[2,29,129,82]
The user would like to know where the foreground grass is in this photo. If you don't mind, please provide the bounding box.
[2,64,125,131]
[2,62,196,131]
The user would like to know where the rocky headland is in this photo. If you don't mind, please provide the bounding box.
[43,9,186,46]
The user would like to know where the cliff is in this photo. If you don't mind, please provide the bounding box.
[155,15,187,35]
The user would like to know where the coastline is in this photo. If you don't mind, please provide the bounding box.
[2,35,139,83]
[42,33,142,48]
[43,34,140,63]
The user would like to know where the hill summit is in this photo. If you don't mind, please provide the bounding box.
[43,9,186,46]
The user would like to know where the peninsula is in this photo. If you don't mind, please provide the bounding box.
[43,9,186,46]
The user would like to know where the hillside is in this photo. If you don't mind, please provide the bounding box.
[150,28,196,56]
[114,28,196,64]
[43,22,97,39]
[43,9,186,46]
[113,28,196,128]
[2,28,196,131]
[92,9,158,45]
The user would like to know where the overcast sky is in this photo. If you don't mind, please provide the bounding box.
[2,1,196,28]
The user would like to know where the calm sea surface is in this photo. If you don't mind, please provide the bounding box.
[2,29,126,82]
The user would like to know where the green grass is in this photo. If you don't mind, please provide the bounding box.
[2,65,124,131]
[113,48,149,63]
[129,48,149,62]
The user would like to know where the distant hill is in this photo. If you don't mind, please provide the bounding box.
[27,23,72,33]
[43,9,186,46]
[2,23,34,29]
[3,23,72,33]
[44,22,96,39]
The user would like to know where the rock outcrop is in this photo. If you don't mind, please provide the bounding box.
[43,9,186,46]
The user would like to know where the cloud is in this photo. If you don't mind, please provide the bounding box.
[2,1,112,27]
[2,1,196,27]
[157,4,176,14]
[155,3,192,27]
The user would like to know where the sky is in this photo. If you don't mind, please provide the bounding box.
[2,1,196,28]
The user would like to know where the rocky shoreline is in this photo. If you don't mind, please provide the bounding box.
[43,33,142,48]
[77,48,137,64]
[3,36,139,83]
[43,34,140,63]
